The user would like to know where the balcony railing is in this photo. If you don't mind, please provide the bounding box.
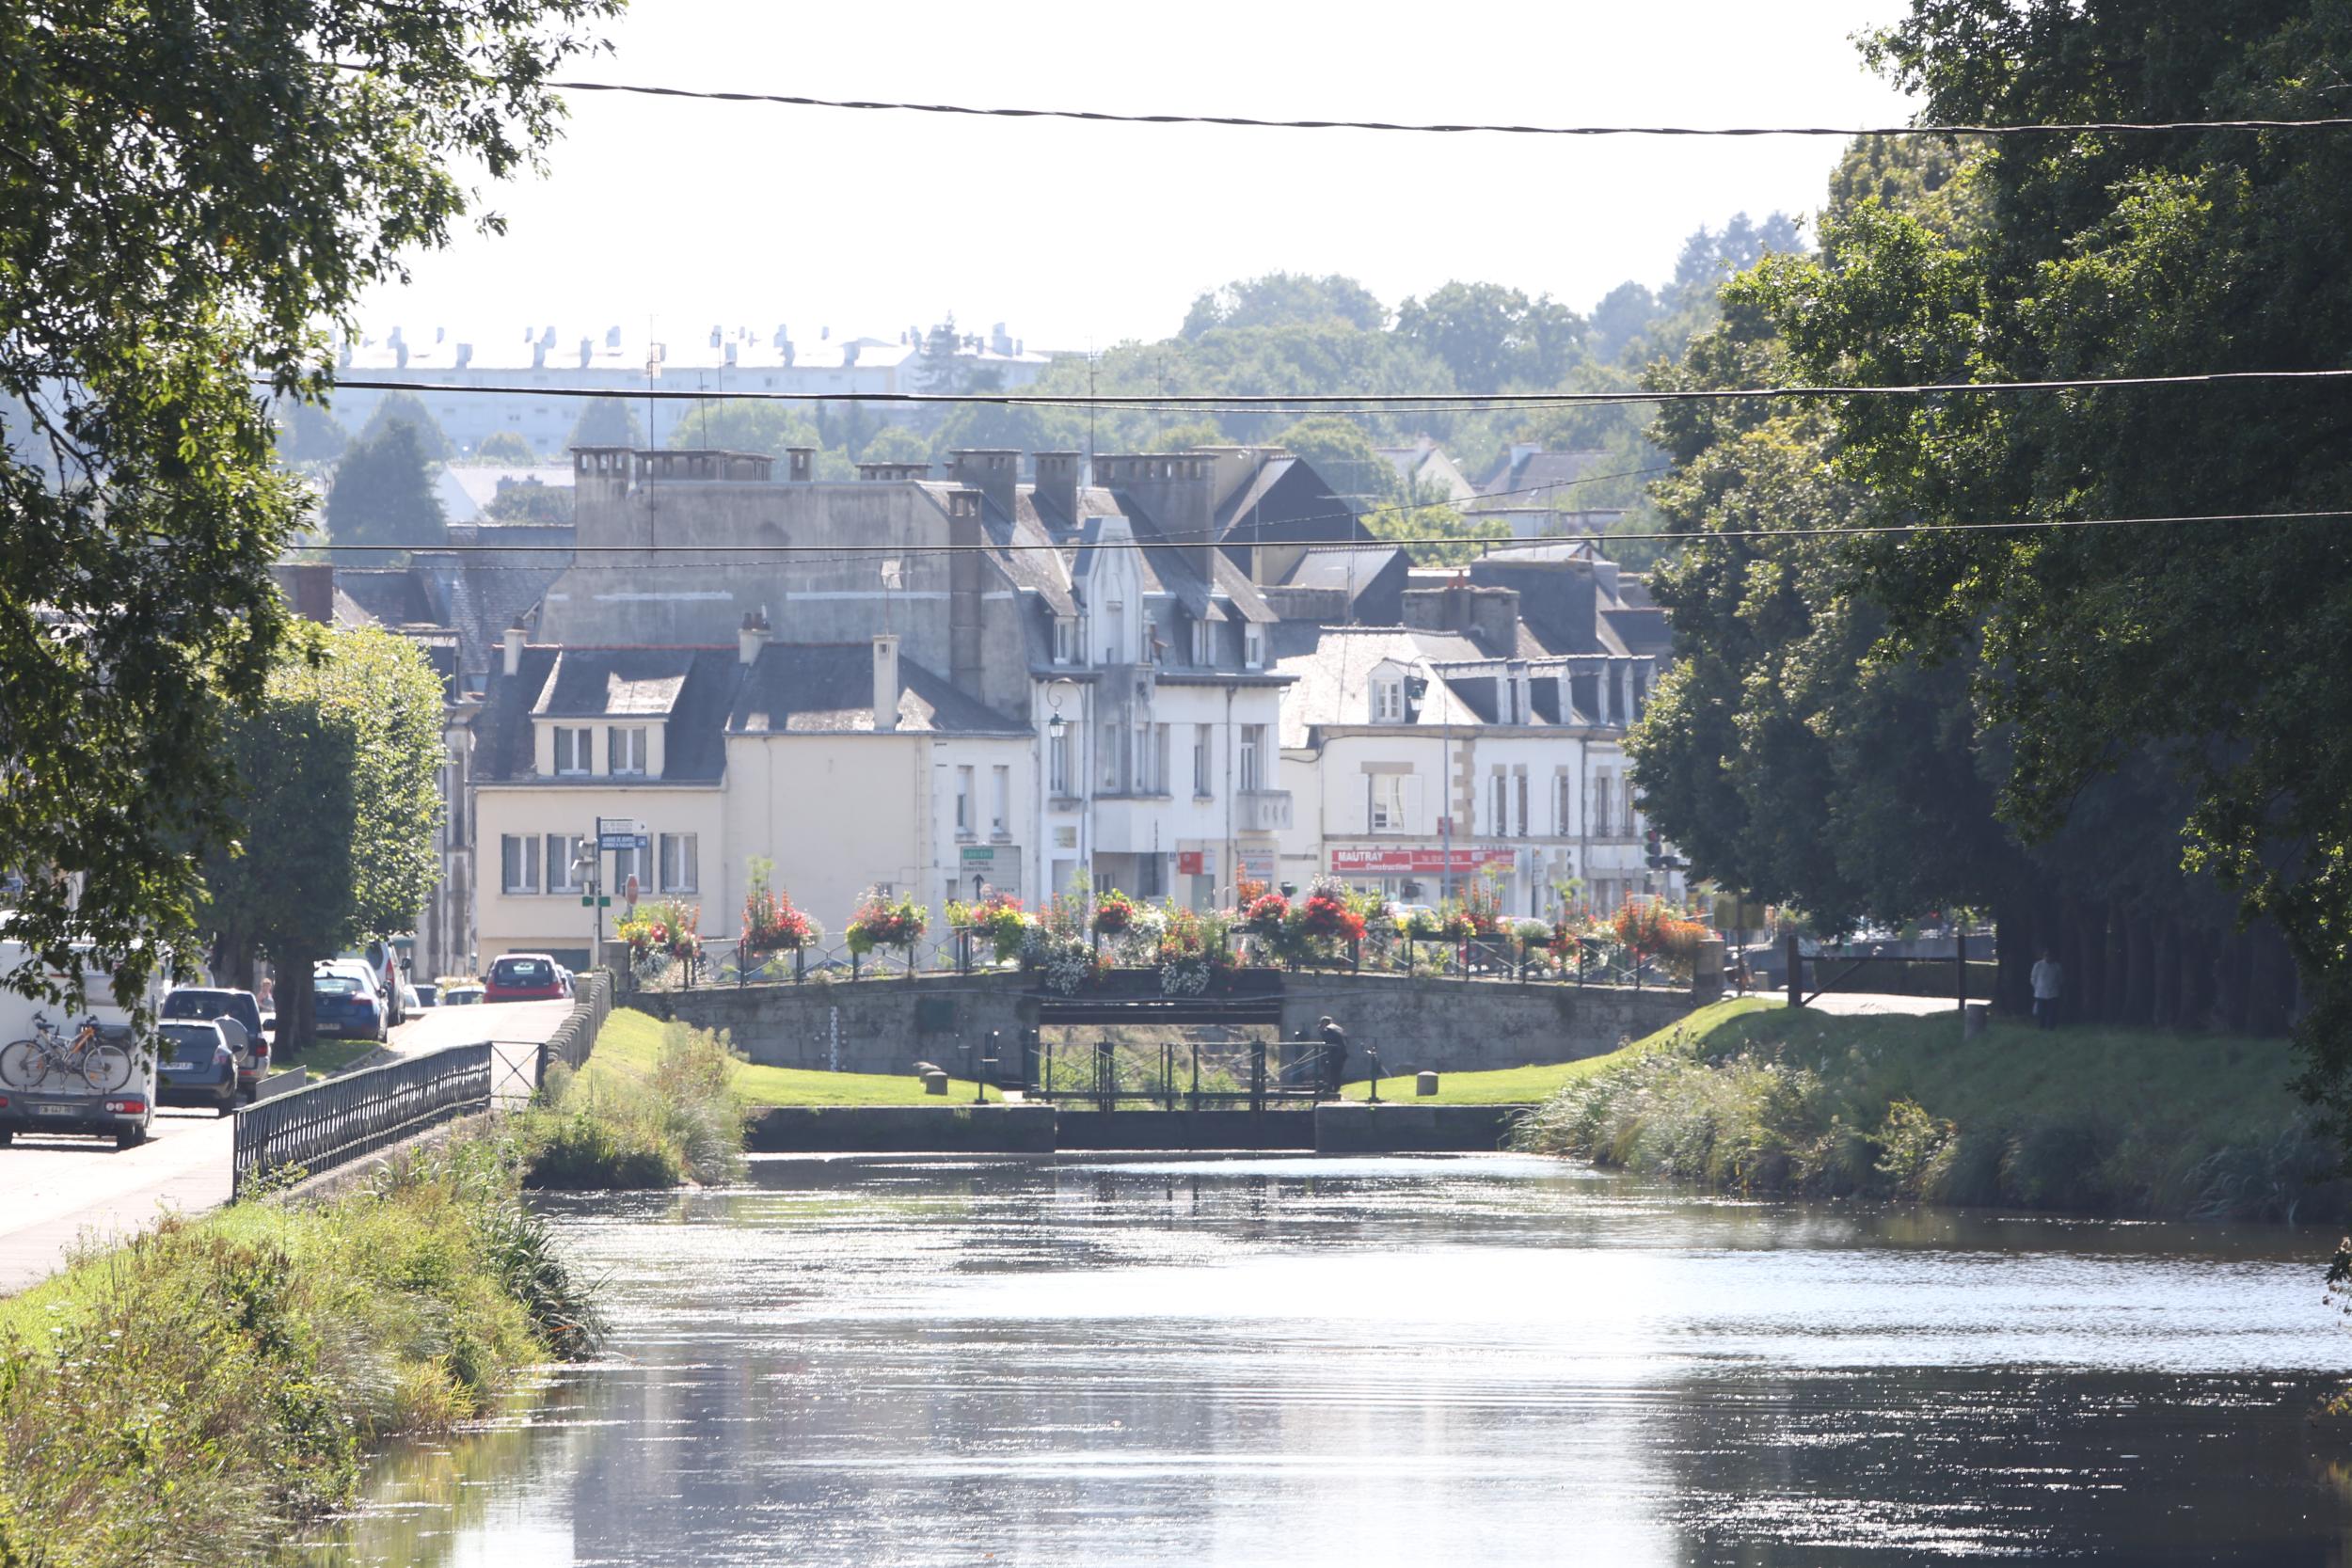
[1236,789,1293,832]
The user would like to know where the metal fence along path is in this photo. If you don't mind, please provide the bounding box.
[231,1043,493,1197]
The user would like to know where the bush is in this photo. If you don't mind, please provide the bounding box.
[516,1020,746,1189]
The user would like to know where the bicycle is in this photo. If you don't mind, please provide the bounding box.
[0,1013,134,1093]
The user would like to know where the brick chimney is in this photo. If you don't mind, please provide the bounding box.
[785,447,815,483]
[947,449,1019,520]
[1033,451,1081,529]
[871,633,901,732]
[501,617,527,677]
[1401,579,1520,654]
[1098,452,1218,590]
[283,562,335,626]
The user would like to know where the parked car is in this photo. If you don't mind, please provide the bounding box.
[400,980,421,1016]
[310,968,387,1041]
[555,965,575,997]
[485,952,565,1003]
[159,987,270,1102]
[439,982,485,1006]
[412,982,439,1008]
[335,940,407,1028]
[155,1020,243,1116]
[0,928,161,1148]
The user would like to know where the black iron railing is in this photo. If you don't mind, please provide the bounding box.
[232,1043,491,1197]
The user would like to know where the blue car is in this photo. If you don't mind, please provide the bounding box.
[155,1021,241,1116]
[311,973,385,1041]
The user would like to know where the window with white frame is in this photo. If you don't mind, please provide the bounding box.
[1555,773,1572,836]
[1099,721,1120,790]
[552,726,592,776]
[1244,623,1264,669]
[1517,772,1531,838]
[1152,725,1170,795]
[1491,768,1510,836]
[1238,725,1264,791]
[612,840,646,896]
[1372,677,1404,723]
[546,834,587,893]
[1053,616,1076,664]
[991,766,1009,836]
[955,765,975,836]
[501,833,540,895]
[1191,617,1214,666]
[1369,772,1416,832]
[1192,724,1213,797]
[608,725,648,776]
[1104,600,1126,663]
[659,832,698,894]
[1049,726,1073,796]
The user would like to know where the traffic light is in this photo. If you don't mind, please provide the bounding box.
[1645,828,1663,868]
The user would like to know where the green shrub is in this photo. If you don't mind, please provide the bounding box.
[0,1138,596,1563]
[516,1020,746,1190]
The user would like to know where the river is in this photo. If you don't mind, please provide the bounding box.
[295,1154,2352,1565]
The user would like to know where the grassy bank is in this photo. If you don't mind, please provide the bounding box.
[0,1143,599,1566]
[1511,1003,2339,1220]
[583,1008,1003,1107]
[516,1012,748,1188]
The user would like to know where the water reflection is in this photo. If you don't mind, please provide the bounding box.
[295,1154,2352,1566]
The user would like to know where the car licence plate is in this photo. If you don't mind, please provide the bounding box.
[34,1103,72,1117]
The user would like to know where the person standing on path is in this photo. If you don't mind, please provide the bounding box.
[2030,949,2064,1030]
[1317,1015,1349,1098]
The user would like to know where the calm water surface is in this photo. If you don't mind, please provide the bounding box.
[299,1155,2352,1565]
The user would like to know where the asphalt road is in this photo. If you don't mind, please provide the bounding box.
[0,996,575,1295]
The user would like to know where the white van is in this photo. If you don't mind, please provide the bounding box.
[0,934,164,1148]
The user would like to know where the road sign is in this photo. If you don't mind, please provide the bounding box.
[579,895,612,908]
[597,827,642,851]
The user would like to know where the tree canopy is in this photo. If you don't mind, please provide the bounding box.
[565,397,643,451]
[326,422,448,553]
[470,430,538,466]
[205,626,447,1051]
[1181,273,1388,338]
[0,0,615,1012]
[1394,282,1584,390]
[357,389,453,463]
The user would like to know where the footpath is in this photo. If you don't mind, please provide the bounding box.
[0,999,572,1294]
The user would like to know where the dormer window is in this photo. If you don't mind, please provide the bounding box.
[1191,617,1214,667]
[553,726,592,776]
[1244,624,1264,670]
[609,725,647,776]
[1053,616,1077,665]
[1372,677,1404,723]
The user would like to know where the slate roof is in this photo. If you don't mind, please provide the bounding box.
[1474,448,1613,511]
[334,568,439,626]
[531,648,696,718]
[727,643,1027,736]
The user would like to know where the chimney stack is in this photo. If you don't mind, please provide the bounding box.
[871,634,901,732]
[856,461,930,482]
[1034,451,1081,529]
[502,617,527,677]
[785,447,815,482]
[947,449,1019,521]
[739,606,771,666]
[1097,453,1218,588]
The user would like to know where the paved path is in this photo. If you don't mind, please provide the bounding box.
[0,997,573,1295]
[1781,991,1960,1018]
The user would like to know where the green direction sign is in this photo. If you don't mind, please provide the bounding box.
[580,895,612,908]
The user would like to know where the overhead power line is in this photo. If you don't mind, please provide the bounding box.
[532,77,2352,138]
[310,366,2352,411]
[299,505,2352,556]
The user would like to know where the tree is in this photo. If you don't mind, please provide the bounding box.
[483,478,571,525]
[470,430,537,465]
[1181,274,1388,338]
[664,399,850,474]
[273,398,351,467]
[564,398,643,451]
[206,626,446,1053]
[358,390,452,463]
[1273,417,1400,507]
[326,422,448,553]
[0,0,613,1016]
[858,425,931,465]
[1730,3,2352,1122]
[1394,281,1585,389]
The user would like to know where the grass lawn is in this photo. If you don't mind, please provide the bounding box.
[585,1007,1005,1106]
[284,1037,382,1080]
[1341,999,1774,1104]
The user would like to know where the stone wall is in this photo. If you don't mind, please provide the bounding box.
[646,969,1700,1082]
[1280,974,1697,1075]
[643,974,1036,1078]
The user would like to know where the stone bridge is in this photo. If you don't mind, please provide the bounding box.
[640,960,1720,1082]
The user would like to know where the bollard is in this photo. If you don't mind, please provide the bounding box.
[1963,1003,1989,1040]
[1417,1070,1439,1097]
[921,1069,948,1095]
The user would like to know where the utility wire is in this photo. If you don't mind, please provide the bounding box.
[531,77,2352,138]
[310,366,2352,410]
[298,505,2352,555]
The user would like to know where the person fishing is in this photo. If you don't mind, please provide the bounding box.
[1318,1014,1349,1098]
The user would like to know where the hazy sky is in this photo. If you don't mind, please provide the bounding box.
[358,0,1917,352]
